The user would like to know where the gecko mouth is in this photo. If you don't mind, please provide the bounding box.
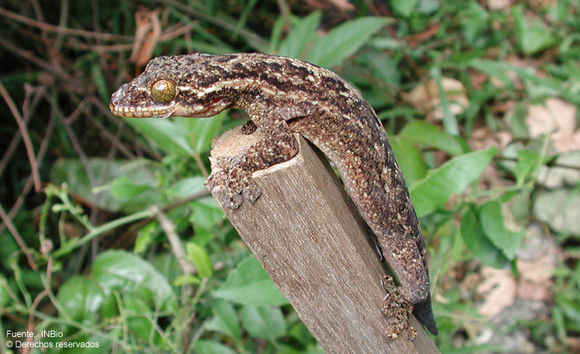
[109,103,175,118]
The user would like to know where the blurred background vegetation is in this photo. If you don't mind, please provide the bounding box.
[1,0,579,352]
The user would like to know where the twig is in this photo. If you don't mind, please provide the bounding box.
[275,0,291,31]
[23,255,53,354]
[150,206,196,276]
[49,22,195,53]
[0,6,131,41]
[54,0,70,51]
[0,37,84,93]
[89,114,135,159]
[0,112,55,236]
[164,0,269,51]
[163,190,211,213]
[0,82,42,192]
[90,96,163,161]
[0,203,37,270]
[51,208,153,258]
[494,155,580,171]
[107,190,210,251]
[22,289,49,354]
[405,23,441,48]
[0,85,43,178]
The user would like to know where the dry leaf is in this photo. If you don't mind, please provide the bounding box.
[517,249,558,280]
[130,8,162,68]
[515,227,558,300]
[487,0,513,11]
[517,258,553,300]
[304,0,355,10]
[567,337,580,352]
[469,127,512,151]
[325,0,355,10]
[489,56,541,90]
[477,267,517,318]
[404,78,468,122]
[527,98,579,153]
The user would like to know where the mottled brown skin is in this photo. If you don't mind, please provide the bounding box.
[110,53,437,336]
[382,275,417,340]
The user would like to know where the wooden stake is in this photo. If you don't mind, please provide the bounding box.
[210,127,438,354]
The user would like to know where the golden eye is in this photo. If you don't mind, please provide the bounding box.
[151,79,176,104]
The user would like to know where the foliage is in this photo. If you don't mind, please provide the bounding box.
[0,0,579,352]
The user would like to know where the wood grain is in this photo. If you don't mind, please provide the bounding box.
[210,127,438,354]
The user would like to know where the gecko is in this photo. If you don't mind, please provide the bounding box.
[109,52,438,337]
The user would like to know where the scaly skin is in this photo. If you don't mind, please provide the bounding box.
[110,53,437,336]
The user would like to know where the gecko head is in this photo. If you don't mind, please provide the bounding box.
[109,54,235,118]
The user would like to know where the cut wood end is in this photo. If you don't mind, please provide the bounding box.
[209,125,304,175]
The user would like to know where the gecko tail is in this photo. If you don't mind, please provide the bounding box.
[414,294,438,335]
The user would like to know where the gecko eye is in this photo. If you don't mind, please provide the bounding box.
[151,79,176,104]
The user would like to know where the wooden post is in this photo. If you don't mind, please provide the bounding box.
[210,127,438,354]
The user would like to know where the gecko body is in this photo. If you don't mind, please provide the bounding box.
[110,53,437,336]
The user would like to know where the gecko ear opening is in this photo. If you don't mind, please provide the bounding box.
[151,79,176,104]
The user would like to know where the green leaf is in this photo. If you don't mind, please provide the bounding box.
[469,59,516,90]
[0,275,9,307]
[173,275,201,286]
[193,340,237,354]
[558,296,580,325]
[91,65,109,103]
[411,146,497,216]
[513,6,558,55]
[306,17,389,67]
[125,118,194,156]
[50,158,159,213]
[213,256,288,306]
[91,250,177,312]
[513,149,541,185]
[391,0,419,17]
[134,222,156,254]
[460,208,508,268]
[459,1,488,44]
[430,66,460,135]
[183,111,226,154]
[57,276,104,323]
[239,305,286,343]
[186,242,213,279]
[398,121,464,155]
[191,198,225,231]
[206,299,241,339]
[123,293,159,343]
[479,201,524,260]
[278,12,321,58]
[45,333,111,354]
[109,176,152,199]
[167,177,206,199]
[390,136,427,185]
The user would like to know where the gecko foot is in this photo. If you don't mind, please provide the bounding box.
[381,275,416,341]
[205,168,261,209]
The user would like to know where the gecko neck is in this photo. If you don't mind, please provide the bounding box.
[192,53,341,116]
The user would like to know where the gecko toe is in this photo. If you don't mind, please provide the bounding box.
[217,191,242,209]
[242,183,261,202]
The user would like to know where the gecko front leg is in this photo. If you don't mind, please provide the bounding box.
[206,117,299,209]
